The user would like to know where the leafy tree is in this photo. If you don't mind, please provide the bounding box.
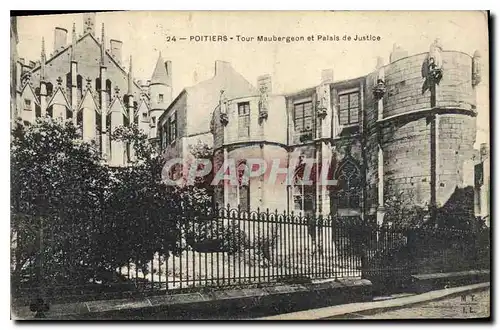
[11,118,109,289]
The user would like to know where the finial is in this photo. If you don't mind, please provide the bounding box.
[71,23,77,61]
[41,37,46,59]
[56,76,63,86]
[114,85,120,96]
[100,23,105,65]
[127,55,133,94]
[86,77,92,90]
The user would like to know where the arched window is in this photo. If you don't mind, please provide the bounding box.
[334,158,362,210]
[76,109,83,126]
[95,78,101,105]
[66,72,72,99]
[35,87,41,118]
[95,112,102,152]
[76,75,83,105]
[46,82,53,97]
[105,79,112,106]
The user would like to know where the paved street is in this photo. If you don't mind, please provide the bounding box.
[342,289,490,319]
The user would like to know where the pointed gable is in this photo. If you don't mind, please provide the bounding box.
[108,95,128,117]
[78,88,100,114]
[150,53,170,85]
[136,98,150,121]
[47,86,70,108]
[20,83,40,106]
[29,33,143,97]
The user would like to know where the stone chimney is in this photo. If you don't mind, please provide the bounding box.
[53,27,68,53]
[321,69,334,85]
[214,60,232,77]
[389,43,408,63]
[110,39,123,65]
[257,74,272,93]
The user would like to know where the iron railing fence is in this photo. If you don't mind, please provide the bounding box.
[11,204,490,306]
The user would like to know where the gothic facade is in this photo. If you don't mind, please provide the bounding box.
[14,13,173,167]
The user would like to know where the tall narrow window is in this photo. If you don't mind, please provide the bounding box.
[66,73,72,99]
[76,75,83,106]
[238,102,250,137]
[335,159,362,210]
[169,112,177,143]
[294,101,313,142]
[46,82,53,97]
[105,79,112,105]
[95,78,101,105]
[158,94,164,103]
[338,91,359,125]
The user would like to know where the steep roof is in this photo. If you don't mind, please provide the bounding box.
[24,32,143,92]
[150,52,171,86]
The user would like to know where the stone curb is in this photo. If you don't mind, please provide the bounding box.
[12,278,371,320]
[257,281,490,320]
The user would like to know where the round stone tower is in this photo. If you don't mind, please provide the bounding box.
[365,40,480,223]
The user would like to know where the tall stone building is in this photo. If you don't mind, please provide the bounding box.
[161,39,485,224]
[14,13,173,166]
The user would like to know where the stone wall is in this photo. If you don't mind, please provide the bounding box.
[383,53,430,118]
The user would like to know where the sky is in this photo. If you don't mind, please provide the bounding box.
[16,11,489,147]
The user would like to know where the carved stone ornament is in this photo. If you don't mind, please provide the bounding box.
[316,89,328,119]
[258,85,269,122]
[421,39,444,94]
[220,112,229,126]
[472,50,482,87]
[372,79,386,100]
[426,39,444,85]
[22,72,32,86]
[86,77,93,90]
[219,90,229,126]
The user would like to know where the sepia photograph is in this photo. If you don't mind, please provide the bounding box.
[9,10,490,320]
